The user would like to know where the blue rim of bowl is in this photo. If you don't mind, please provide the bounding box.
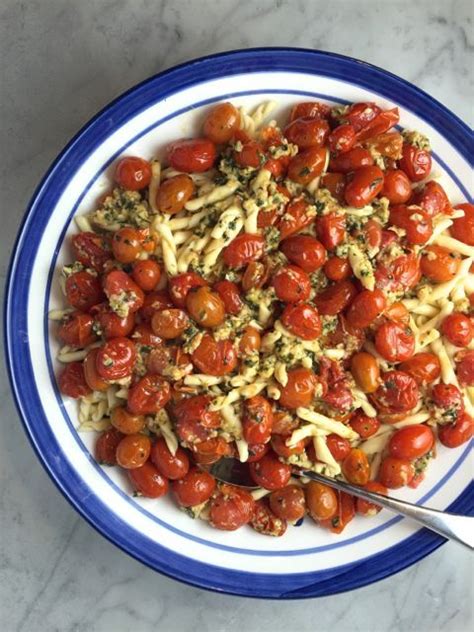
[3,47,474,599]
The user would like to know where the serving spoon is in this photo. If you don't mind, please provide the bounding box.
[207,458,474,550]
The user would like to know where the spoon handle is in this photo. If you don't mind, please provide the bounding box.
[298,470,474,550]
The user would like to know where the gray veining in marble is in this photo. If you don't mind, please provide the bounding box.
[1,1,473,630]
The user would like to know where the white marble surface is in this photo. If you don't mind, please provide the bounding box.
[0,0,473,630]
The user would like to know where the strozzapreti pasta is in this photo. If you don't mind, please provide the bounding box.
[52,98,473,535]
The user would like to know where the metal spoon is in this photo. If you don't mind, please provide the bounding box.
[208,458,474,550]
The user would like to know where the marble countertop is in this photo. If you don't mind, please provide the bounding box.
[1,0,472,630]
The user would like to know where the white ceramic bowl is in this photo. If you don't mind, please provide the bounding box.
[4,48,473,598]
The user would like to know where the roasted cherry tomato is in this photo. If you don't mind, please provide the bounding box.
[174,394,221,430]
[116,434,151,469]
[111,227,143,263]
[457,350,474,386]
[242,260,270,292]
[128,461,169,498]
[280,235,327,272]
[441,313,473,347]
[326,434,351,461]
[384,301,410,325]
[72,232,111,272]
[271,265,311,303]
[191,334,237,376]
[349,412,380,438]
[355,107,399,141]
[287,147,328,184]
[139,291,173,321]
[321,172,346,203]
[103,270,144,313]
[223,234,265,268]
[290,101,331,121]
[378,456,415,488]
[65,271,104,312]
[375,321,415,363]
[172,468,216,507]
[58,361,91,398]
[191,437,232,465]
[329,147,374,173]
[239,325,261,355]
[115,156,151,190]
[95,337,137,380]
[278,197,315,240]
[209,484,254,531]
[316,212,347,251]
[284,117,329,148]
[345,289,387,329]
[167,138,216,172]
[389,205,433,245]
[314,279,357,316]
[151,308,189,339]
[279,367,317,409]
[203,102,240,143]
[156,174,195,214]
[150,438,190,480]
[346,102,382,132]
[83,348,109,391]
[234,139,265,168]
[131,324,162,348]
[399,352,441,385]
[342,448,370,485]
[186,286,225,328]
[110,406,145,434]
[389,425,434,460]
[249,452,292,490]
[272,411,299,436]
[451,203,474,245]
[412,180,450,216]
[365,132,403,160]
[381,169,412,204]
[375,252,421,293]
[344,165,384,208]
[95,428,123,465]
[270,434,305,458]
[242,396,274,444]
[420,245,461,283]
[93,303,135,339]
[58,312,96,347]
[432,383,465,417]
[269,485,306,522]
[127,375,171,415]
[213,280,243,314]
[438,413,473,448]
[247,442,270,463]
[371,370,419,414]
[168,272,206,308]
[250,499,287,536]
[323,257,350,281]
[399,143,432,182]
[329,123,356,154]
[350,352,380,393]
[356,481,387,516]
[281,303,321,340]
[131,259,161,292]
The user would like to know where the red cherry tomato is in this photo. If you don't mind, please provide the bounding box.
[243,396,274,444]
[432,383,465,414]
[344,165,384,208]
[223,234,265,268]
[103,270,144,313]
[412,181,450,216]
[420,246,461,283]
[174,394,221,430]
[315,212,346,250]
[280,236,327,274]
[389,205,433,245]
[329,147,374,173]
[342,448,370,485]
[150,438,190,480]
[209,484,255,531]
[249,452,292,490]
[277,198,315,240]
[389,425,434,460]
[287,147,328,184]
[321,172,346,203]
[399,143,432,182]
[345,289,387,329]
[58,362,91,398]
[319,491,355,534]
[324,257,350,281]
[375,321,415,363]
[346,102,382,132]
[172,468,216,507]
[355,107,399,141]
[92,303,135,339]
[115,157,152,190]
[279,367,317,409]
[250,499,287,536]
[95,428,123,465]
[156,174,195,214]
[438,413,473,448]
[381,169,412,204]
[131,260,161,292]
[116,434,151,469]
[451,203,474,245]
[139,291,173,321]
[314,279,357,316]
[269,485,306,522]
[203,102,240,143]
[329,124,356,154]
[441,313,473,347]
[234,140,265,168]
[111,227,143,264]
[167,138,216,172]
[371,370,419,414]
[272,411,299,436]
[270,434,305,458]
[457,350,474,386]
[71,232,111,272]
[191,334,237,376]
[213,280,243,315]
[247,442,270,463]
[58,312,96,347]
[375,253,421,293]
[399,352,441,385]
[272,265,311,303]
[284,117,330,148]
[127,375,171,415]
[349,412,380,438]
[290,101,331,121]
[65,271,104,312]
[95,337,137,380]
[281,303,322,340]
[128,461,169,498]
[378,456,415,488]
[356,481,388,516]
[168,272,206,308]
[326,434,351,461]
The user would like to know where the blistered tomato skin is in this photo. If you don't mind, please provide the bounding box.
[271,265,311,303]
[167,138,217,172]
[344,166,384,208]
[249,453,292,491]
[451,203,474,245]
[389,425,434,460]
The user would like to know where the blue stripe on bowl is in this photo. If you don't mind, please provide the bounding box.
[4,48,474,598]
